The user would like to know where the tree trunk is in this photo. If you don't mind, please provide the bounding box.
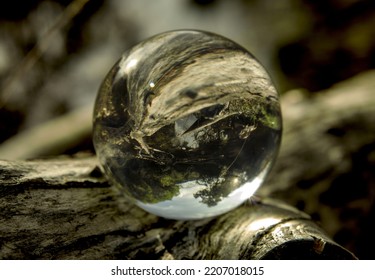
[2,70,375,260]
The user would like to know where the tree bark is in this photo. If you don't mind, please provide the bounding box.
[2,70,374,260]
[0,156,355,259]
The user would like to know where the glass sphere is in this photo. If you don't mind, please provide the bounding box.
[93,30,282,220]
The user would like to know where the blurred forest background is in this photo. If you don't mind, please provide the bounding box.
[0,0,375,259]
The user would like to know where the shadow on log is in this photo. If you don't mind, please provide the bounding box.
[0,157,355,259]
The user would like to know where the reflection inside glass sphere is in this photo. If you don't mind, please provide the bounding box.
[136,165,269,220]
[93,30,282,220]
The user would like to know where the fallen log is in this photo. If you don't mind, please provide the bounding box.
[0,156,355,259]
[2,70,375,259]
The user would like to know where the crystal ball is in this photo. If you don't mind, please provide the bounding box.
[93,30,282,220]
